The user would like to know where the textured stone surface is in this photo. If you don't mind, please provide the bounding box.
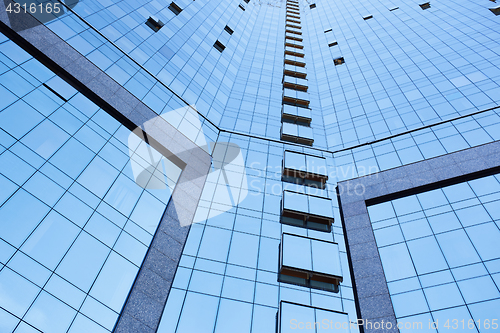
[427,154,453,169]
[109,93,136,116]
[355,173,384,187]
[403,160,431,175]
[143,247,178,281]
[384,177,413,193]
[450,148,481,164]
[358,294,395,319]
[134,268,172,304]
[122,288,164,330]
[350,257,385,279]
[354,274,390,299]
[475,141,500,156]
[363,183,389,200]
[410,171,438,188]
[485,153,500,168]
[65,62,99,85]
[432,164,463,181]
[381,167,408,183]
[457,158,489,174]
[152,230,185,261]
[337,188,364,204]
[114,314,154,333]
[345,226,375,246]
[349,241,380,262]
[0,0,9,23]
[342,213,371,231]
[341,200,368,218]
[338,141,500,333]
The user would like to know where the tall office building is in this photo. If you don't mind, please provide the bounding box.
[0,0,499,332]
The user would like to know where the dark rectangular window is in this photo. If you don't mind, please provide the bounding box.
[363,14,373,20]
[286,23,301,30]
[328,40,338,47]
[310,3,316,8]
[283,59,306,68]
[239,4,245,10]
[145,17,164,32]
[324,28,332,33]
[282,75,308,88]
[281,123,314,146]
[279,233,343,292]
[281,190,334,232]
[284,49,304,58]
[224,25,234,35]
[283,63,307,78]
[490,6,500,15]
[282,150,328,187]
[419,2,430,9]
[285,28,302,36]
[283,73,307,90]
[284,42,303,50]
[283,69,307,80]
[285,35,303,42]
[244,0,250,3]
[168,2,182,15]
[283,88,310,107]
[286,18,301,24]
[281,104,312,125]
[334,57,345,65]
[213,40,225,52]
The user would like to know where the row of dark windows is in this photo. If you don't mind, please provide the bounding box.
[281,0,314,146]
[145,2,182,32]
[278,3,344,319]
[144,1,241,54]
[278,149,342,294]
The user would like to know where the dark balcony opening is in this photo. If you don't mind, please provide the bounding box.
[334,57,345,65]
[214,40,226,52]
[419,2,431,9]
[168,2,182,15]
[145,17,164,32]
[224,25,234,35]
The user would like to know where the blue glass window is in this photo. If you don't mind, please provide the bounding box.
[279,233,343,292]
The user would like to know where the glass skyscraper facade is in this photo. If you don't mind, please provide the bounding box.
[368,175,500,331]
[0,0,499,332]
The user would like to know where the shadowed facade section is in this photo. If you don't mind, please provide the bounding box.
[0,2,212,331]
